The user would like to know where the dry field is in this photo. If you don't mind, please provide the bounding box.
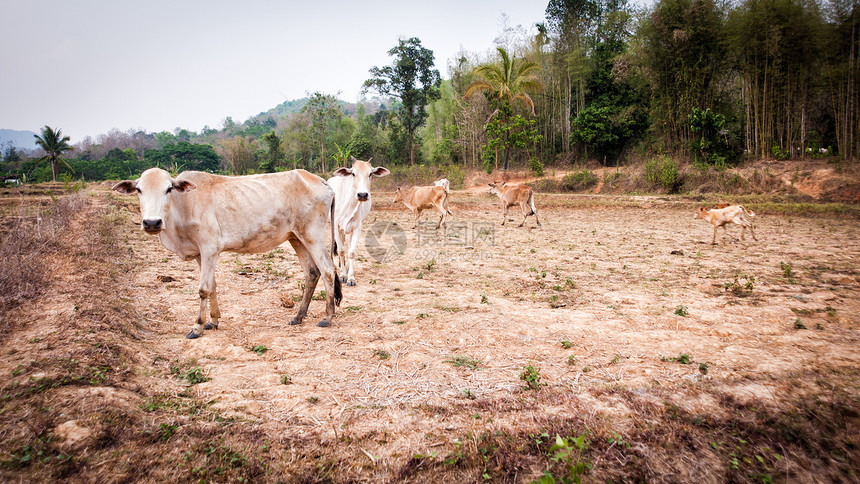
[0,181,858,483]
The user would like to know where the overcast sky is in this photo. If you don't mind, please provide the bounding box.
[1,0,549,142]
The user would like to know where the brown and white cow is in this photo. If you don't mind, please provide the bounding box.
[328,157,390,286]
[393,185,452,229]
[488,180,541,227]
[694,205,757,245]
[113,167,342,338]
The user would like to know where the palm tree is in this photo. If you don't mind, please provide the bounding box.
[33,126,73,181]
[465,46,542,115]
[465,47,541,169]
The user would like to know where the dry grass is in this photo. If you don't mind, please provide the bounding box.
[0,181,858,482]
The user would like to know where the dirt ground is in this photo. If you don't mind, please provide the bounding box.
[132,188,860,478]
[1,178,859,482]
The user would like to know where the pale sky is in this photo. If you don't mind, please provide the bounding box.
[1,0,549,142]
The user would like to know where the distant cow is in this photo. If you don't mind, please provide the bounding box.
[488,180,541,227]
[113,168,342,338]
[394,185,452,229]
[694,205,757,245]
[328,157,390,286]
[433,178,450,193]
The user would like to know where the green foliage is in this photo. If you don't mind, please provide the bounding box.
[644,156,680,192]
[250,345,268,356]
[674,305,688,317]
[33,126,73,181]
[520,365,543,390]
[690,107,738,167]
[445,355,483,370]
[532,433,592,484]
[562,170,599,191]
[144,141,220,173]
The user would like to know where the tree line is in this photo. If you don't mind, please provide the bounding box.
[2,0,857,184]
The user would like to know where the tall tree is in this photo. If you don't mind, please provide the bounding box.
[33,126,73,181]
[300,92,343,172]
[465,46,542,169]
[364,37,442,165]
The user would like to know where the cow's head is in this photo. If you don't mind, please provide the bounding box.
[112,168,196,234]
[487,180,505,196]
[393,186,406,204]
[333,157,389,202]
[694,207,710,220]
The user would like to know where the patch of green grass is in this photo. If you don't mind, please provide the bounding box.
[445,355,483,370]
[662,353,693,364]
[373,349,390,360]
[675,305,689,317]
[560,340,574,349]
[280,374,292,385]
[250,345,268,356]
[179,367,210,385]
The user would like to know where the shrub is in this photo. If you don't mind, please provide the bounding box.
[644,156,680,192]
[562,170,599,192]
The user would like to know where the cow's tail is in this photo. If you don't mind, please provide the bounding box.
[329,195,342,307]
[527,190,537,216]
[740,205,756,218]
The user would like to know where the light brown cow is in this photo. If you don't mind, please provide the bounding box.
[113,167,342,338]
[488,180,541,227]
[393,185,452,229]
[694,205,757,245]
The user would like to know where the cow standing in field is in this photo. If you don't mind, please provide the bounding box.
[113,167,342,339]
[694,205,757,245]
[328,157,390,286]
[488,180,541,227]
[393,185,452,229]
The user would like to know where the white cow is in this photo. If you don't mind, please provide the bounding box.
[328,157,390,286]
[113,167,342,339]
[433,178,450,193]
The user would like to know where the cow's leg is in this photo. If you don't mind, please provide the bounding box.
[518,202,528,227]
[413,209,422,229]
[533,209,542,227]
[337,228,348,283]
[436,204,446,229]
[748,222,757,241]
[300,235,340,327]
[501,205,508,225]
[188,252,218,339]
[711,226,718,245]
[345,224,361,286]
[287,238,320,326]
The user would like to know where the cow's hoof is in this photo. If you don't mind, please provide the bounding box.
[186,330,202,339]
[288,317,303,326]
[339,275,348,283]
[203,322,218,330]
[347,280,356,287]
[317,319,331,328]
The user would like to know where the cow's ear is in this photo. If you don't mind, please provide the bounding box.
[112,180,137,194]
[334,167,353,177]
[371,167,390,178]
[173,180,197,193]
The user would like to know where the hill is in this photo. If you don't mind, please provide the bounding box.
[0,128,38,149]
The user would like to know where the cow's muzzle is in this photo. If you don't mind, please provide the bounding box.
[357,192,369,202]
[142,219,163,233]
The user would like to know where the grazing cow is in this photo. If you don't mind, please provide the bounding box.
[694,205,757,245]
[488,180,541,227]
[328,157,390,286]
[433,178,450,193]
[113,167,342,339]
[393,185,452,229]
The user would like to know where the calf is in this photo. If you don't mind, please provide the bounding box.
[393,185,452,229]
[328,157,390,286]
[113,168,342,338]
[488,180,541,227]
[694,205,757,245]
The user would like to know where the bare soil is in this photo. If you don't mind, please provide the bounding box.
[1,173,858,482]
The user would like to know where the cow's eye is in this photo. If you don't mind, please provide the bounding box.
[166,186,173,194]
[135,187,142,193]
